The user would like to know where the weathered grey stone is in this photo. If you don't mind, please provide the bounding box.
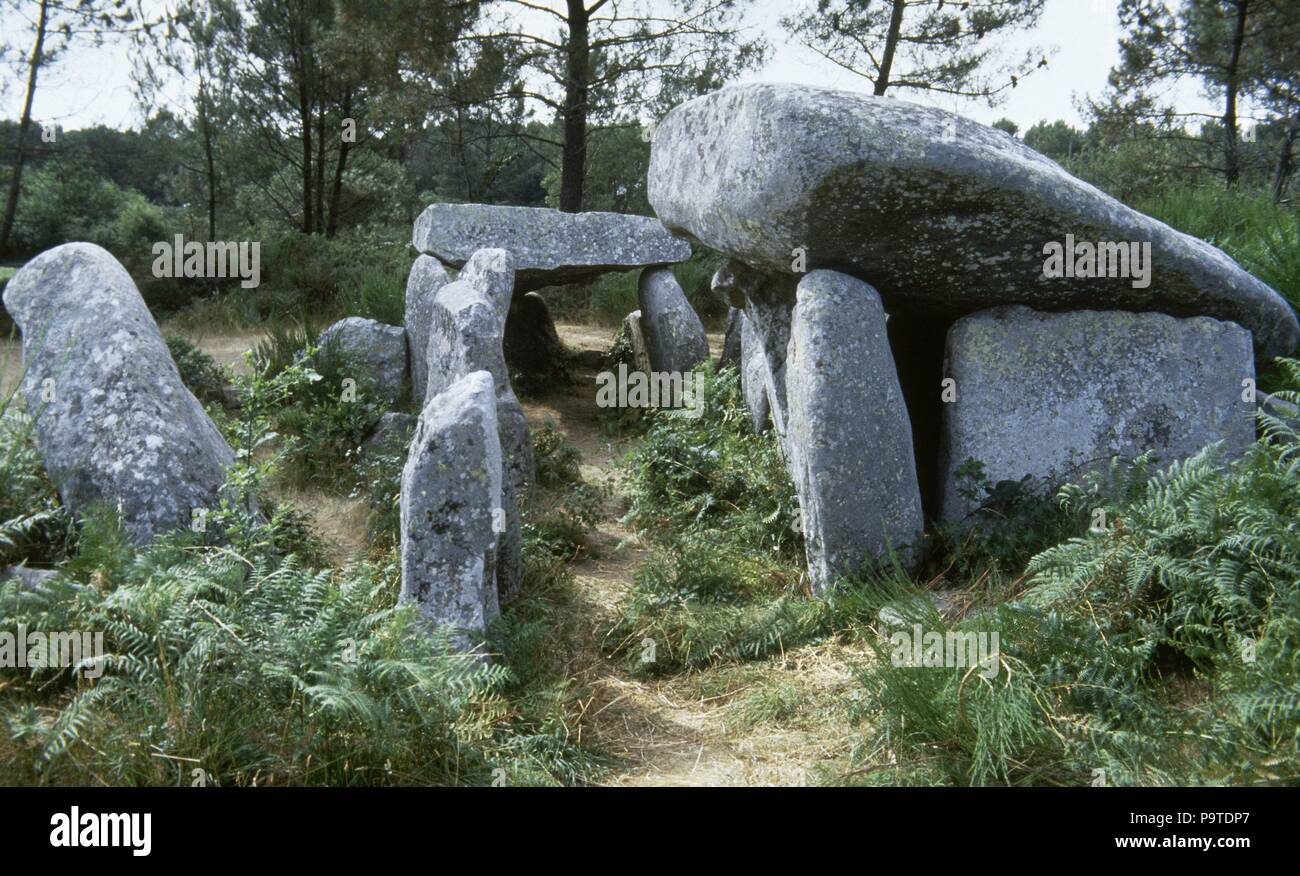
[412,203,692,292]
[405,255,451,402]
[1,565,60,591]
[318,317,408,405]
[400,371,502,647]
[360,412,417,459]
[729,261,795,441]
[1259,390,1300,431]
[425,249,532,598]
[739,309,770,433]
[623,310,652,374]
[786,270,924,592]
[637,266,709,375]
[3,243,237,544]
[648,83,1298,360]
[940,306,1256,521]
[719,306,743,369]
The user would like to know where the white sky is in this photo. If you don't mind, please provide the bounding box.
[0,0,1225,134]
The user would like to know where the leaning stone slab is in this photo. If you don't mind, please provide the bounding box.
[426,249,532,598]
[317,317,408,405]
[412,203,692,292]
[727,260,796,441]
[786,270,924,592]
[405,255,451,402]
[637,266,709,375]
[3,243,237,544]
[939,306,1256,521]
[719,306,743,369]
[360,412,417,460]
[401,371,502,647]
[648,83,1298,360]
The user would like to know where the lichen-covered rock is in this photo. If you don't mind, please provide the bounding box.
[405,255,451,402]
[727,261,795,441]
[719,306,743,369]
[786,270,924,591]
[412,203,692,292]
[2,243,237,543]
[426,249,532,598]
[400,371,502,648]
[623,310,652,374]
[637,266,709,375]
[317,317,408,405]
[739,309,770,433]
[940,306,1256,521]
[648,83,1298,360]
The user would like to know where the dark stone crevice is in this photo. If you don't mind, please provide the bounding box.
[884,306,953,526]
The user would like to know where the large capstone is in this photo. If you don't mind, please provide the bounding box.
[400,370,502,648]
[2,243,237,543]
[317,317,408,405]
[939,306,1257,521]
[405,255,451,402]
[412,203,692,292]
[637,266,709,375]
[426,248,533,598]
[786,270,924,591]
[648,83,1298,361]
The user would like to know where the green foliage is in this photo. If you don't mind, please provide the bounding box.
[523,419,602,562]
[1139,185,1300,326]
[846,363,1300,785]
[607,364,816,674]
[165,335,229,406]
[0,408,70,568]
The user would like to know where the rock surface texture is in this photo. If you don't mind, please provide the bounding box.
[404,255,451,402]
[3,243,237,544]
[412,203,692,292]
[636,266,710,375]
[648,83,1298,360]
[425,248,533,597]
[940,306,1256,521]
[786,270,925,590]
[317,317,409,404]
[400,371,502,648]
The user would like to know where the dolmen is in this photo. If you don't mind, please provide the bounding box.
[648,82,1298,594]
[410,203,705,378]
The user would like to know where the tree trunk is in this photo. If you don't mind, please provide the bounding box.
[199,83,217,240]
[301,92,314,234]
[1272,118,1298,203]
[874,0,907,96]
[327,89,351,238]
[315,98,327,234]
[1222,0,1249,188]
[0,0,50,256]
[558,0,590,213]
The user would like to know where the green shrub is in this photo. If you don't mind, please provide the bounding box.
[165,335,229,406]
[844,361,1300,786]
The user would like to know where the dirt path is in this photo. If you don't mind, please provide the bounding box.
[522,324,862,787]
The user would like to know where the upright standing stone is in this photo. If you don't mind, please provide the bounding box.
[622,310,652,374]
[401,371,502,648]
[719,307,743,369]
[504,291,566,378]
[405,255,451,402]
[2,243,237,544]
[786,270,925,592]
[739,310,770,433]
[426,249,532,598]
[939,306,1256,521]
[317,317,409,405]
[637,266,709,374]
